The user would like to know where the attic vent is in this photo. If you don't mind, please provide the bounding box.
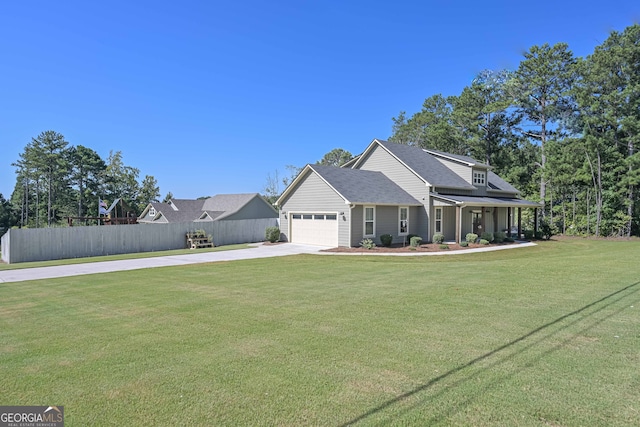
[488,182,499,189]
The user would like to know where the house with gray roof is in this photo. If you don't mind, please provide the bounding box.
[138,193,277,224]
[276,138,540,247]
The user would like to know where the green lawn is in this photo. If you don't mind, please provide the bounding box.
[1,238,638,426]
[0,243,251,270]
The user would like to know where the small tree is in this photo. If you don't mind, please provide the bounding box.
[265,226,280,243]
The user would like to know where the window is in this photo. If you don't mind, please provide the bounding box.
[364,206,375,237]
[473,171,486,186]
[149,207,156,217]
[326,214,337,220]
[399,207,408,235]
[314,214,325,220]
[435,207,442,234]
[292,214,302,219]
[303,214,313,220]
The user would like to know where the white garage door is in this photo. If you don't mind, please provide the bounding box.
[291,213,338,247]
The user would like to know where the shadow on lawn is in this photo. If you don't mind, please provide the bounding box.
[341,281,640,426]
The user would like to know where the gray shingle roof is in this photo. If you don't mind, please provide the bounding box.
[142,194,266,223]
[201,193,257,214]
[169,199,206,212]
[431,194,541,208]
[310,164,422,205]
[423,148,489,167]
[196,211,225,221]
[146,202,201,223]
[376,140,476,189]
[487,171,519,193]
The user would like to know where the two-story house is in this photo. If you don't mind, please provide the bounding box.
[276,139,541,247]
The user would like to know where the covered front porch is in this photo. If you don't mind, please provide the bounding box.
[431,194,543,243]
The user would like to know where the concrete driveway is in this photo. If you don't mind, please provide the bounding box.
[0,241,536,284]
[0,243,329,284]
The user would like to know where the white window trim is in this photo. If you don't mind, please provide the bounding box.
[149,207,156,217]
[363,206,376,237]
[473,171,486,186]
[398,206,409,236]
[435,207,443,234]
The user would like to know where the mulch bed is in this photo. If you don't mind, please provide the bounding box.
[321,241,519,253]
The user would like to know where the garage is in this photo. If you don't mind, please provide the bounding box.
[290,213,338,247]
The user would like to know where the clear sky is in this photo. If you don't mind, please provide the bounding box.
[1,1,638,200]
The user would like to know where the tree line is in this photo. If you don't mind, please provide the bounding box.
[1,130,167,230]
[389,24,639,237]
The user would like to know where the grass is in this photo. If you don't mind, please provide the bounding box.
[1,238,638,426]
[0,244,251,270]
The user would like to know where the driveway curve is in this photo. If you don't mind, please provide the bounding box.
[0,241,536,283]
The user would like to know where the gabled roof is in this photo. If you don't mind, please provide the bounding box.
[139,193,275,223]
[201,193,262,219]
[277,164,422,206]
[423,148,490,168]
[362,139,476,190]
[196,211,225,221]
[353,139,519,194]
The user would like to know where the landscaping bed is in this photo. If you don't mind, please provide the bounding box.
[321,241,519,253]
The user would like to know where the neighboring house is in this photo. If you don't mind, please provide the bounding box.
[138,193,278,224]
[276,139,541,247]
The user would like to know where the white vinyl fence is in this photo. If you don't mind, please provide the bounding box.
[1,219,277,264]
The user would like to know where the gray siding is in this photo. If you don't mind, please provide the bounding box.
[1,219,277,264]
[433,157,471,183]
[356,145,430,240]
[496,207,509,233]
[375,205,396,242]
[461,207,473,237]
[279,170,349,246]
[350,205,363,246]
[138,210,155,223]
[439,206,457,242]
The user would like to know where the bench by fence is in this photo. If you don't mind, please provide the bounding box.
[187,233,214,249]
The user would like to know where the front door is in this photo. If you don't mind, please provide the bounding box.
[472,212,482,235]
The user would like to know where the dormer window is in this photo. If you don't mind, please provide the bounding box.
[473,171,486,186]
[149,207,156,217]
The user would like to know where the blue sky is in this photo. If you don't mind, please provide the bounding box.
[1,1,638,200]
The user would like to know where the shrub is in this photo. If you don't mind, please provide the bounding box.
[539,220,554,240]
[465,233,478,244]
[503,237,514,243]
[459,241,469,247]
[494,231,505,243]
[523,229,534,239]
[432,233,445,244]
[479,239,490,245]
[410,236,422,247]
[405,234,419,245]
[360,238,376,249]
[480,232,494,243]
[265,226,280,243]
[380,234,393,247]
[439,244,449,250]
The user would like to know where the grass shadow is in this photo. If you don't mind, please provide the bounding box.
[341,281,640,426]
